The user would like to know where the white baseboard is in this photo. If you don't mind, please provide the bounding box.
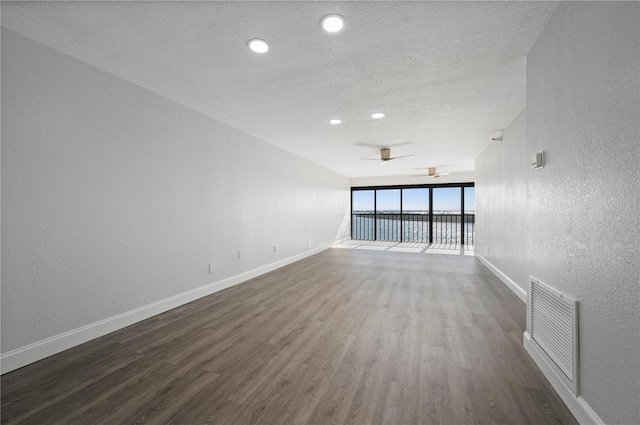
[333,236,352,245]
[0,246,328,375]
[475,254,527,302]
[523,332,605,425]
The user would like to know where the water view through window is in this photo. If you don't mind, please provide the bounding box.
[351,184,475,245]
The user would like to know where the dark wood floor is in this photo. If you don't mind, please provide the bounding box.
[2,248,578,425]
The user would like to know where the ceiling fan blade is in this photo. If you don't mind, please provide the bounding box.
[389,155,415,160]
[361,149,415,164]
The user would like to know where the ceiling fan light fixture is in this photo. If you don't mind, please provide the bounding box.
[412,167,450,178]
[361,147,414,164]
[328,118,342,125]
[321,14,345,33]
[371,112,385,119]
[247,38,269,53]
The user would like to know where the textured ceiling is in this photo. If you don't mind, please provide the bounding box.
[1,1,559,178]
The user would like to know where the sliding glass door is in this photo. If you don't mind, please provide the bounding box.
[432,187,461,244]
[464,187,476,245]
[352,190,375,240]
[402,188,429,242]
[351,183,474,245]
[376,189,400,241]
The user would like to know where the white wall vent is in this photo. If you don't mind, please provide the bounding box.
[527,276,579,395]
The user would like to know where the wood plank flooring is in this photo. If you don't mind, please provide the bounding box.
[1,249,578,425]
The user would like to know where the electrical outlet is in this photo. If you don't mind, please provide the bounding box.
[209,263,216,274]
[274,245,278,253]
[238,250,243,259]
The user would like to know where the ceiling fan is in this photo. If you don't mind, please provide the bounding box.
[412,167,450,178]
[360,148,415,165]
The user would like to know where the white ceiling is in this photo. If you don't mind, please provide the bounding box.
[1,1,559,178]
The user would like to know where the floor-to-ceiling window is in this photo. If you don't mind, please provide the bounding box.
[403,188,430,242]
[351,183,474,245]
[352,190,375,240]
[464,186,476,245]
[432,186,461,244]
[376,189,401,241]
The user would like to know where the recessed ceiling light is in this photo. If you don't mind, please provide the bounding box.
[328,118,342,125]
[371,112,385,119]
[321,14,345,33]
[247,39,269,53]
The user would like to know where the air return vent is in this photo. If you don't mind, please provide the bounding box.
[527,276,579,395]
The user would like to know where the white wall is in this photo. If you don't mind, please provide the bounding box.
[1,29,350,358]
[476,2,639,424]
[475,111,528,296]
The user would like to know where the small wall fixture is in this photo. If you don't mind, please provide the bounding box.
[532,151,545,170]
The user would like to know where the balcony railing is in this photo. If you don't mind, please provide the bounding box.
[352,212,475,245]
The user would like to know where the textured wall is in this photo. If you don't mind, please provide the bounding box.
[478,3,639,424]
[475,111,528,293]
[1,29,350,354]
[527,3,639,423]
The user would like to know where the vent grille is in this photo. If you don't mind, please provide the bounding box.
[528,277,579,394]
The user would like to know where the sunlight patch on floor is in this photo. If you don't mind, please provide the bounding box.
[335,240,474,256]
